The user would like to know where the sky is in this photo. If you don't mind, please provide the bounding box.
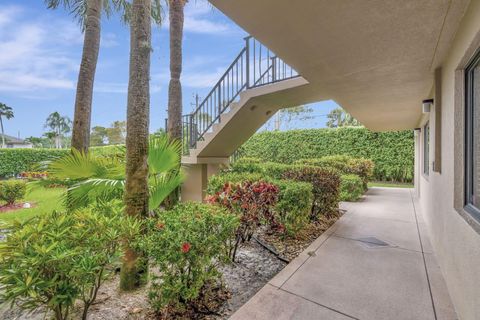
[0,0,340,139]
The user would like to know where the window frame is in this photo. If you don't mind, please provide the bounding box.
[464,49,480,220]
[423,121,430,176]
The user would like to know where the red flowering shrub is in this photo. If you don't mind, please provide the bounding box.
[19,171,48,180]
[138,202,238,312]
[207,180,279,260]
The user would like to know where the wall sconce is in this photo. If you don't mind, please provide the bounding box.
[422,99,433,113]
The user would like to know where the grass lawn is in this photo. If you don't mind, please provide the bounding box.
[0,183,65,223]
[368,181,414,189]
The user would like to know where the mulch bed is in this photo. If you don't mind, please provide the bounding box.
[0,202,35,213]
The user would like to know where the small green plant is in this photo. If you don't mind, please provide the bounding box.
[339,174,364,201]
[283,166,341,219]
[0,180,27,205]
[0,202,138,320]
[138,202,238,313]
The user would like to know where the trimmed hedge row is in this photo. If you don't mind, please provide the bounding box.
[0,146,125,178]
[239,127,414,182]
[228,161,341,218]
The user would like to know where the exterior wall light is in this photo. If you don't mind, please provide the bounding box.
[422,99,434,113]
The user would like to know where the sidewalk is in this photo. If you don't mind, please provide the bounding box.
[230,188,457,320]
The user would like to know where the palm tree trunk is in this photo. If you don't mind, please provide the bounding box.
[167,0,186,142]
[0,116,5,148]
[71,0,102,153]
[120,0,151,291]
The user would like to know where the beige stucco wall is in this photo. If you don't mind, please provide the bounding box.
[416,1,480,319]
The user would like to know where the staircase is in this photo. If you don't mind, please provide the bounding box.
[179,36,310,201]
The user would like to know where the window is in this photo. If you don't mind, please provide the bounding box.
[465,50,480,218]
[423,122,430,176]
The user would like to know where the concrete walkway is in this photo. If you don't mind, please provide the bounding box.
[230,188,457,320]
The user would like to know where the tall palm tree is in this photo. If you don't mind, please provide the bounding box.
[44,112,72,149]
[121,0,152,291]
[45,1,163,153]
[0,103,14,148]
[167,0,187,142]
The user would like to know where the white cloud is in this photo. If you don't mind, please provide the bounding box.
[101,32,119,48]
[0,6,81,93]
[163,0,232,35]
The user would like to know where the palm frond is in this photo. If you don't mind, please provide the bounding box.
[149,171,184,209]
[65,178,125,210]
[148,134,182,175]
[48,149,124,180]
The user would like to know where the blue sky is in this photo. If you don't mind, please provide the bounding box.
[0,0,339,138]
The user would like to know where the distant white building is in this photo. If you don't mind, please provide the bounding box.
[0,134,33,149]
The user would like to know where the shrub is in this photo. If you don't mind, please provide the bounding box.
[238,127,414,182]
[207,173,313,237]
[282,166,341,219]
[347,158,374,190]
[139,202,238,312]
[273,179,313,236]
[207,181,279,260]
[340,174,364,202]
[0,203,137,320]
[0,180,27,205]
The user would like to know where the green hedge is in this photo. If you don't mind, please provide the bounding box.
[0,146,125,178]
[339,174,364,202]
[0,149,68,178]
[239,127,414,182]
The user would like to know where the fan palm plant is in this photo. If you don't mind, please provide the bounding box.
[48,134,183,211]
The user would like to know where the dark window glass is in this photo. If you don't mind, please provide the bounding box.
[423,122,429,176]
[465,50,480,218]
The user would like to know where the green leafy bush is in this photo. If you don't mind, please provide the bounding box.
[282,166,341,219]
[0,203,137,320]
[0,180,27,205]
[339,174,364,202]
[206,172,313,237]
[273,179,313,236]
[0,148,68,178]
[139,203,238,312]
[239,127,414,182]
[296,155,374,190]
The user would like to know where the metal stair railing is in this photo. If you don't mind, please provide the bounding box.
[169,36,299,155]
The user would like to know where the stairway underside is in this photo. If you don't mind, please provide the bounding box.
[181,76,325,164]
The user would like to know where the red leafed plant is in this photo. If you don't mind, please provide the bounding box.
[206,181,279,261]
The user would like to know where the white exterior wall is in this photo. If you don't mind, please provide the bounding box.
[416,1,480,319]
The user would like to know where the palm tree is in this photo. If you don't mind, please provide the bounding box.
[45,0,163,153]
[0,103,14,148]
[44,112,72,149]
[122,0,152,291]
[167,0,187,142]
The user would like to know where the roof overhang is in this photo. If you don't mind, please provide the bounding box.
[210,0,471,131]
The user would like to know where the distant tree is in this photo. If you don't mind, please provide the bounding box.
[25,136,53,148]
[272,105,314,131]
[106,120,126,144]
[0,103,14,148]
[326,107,361,128]
[90,126,108,146]
[44,112,72,149]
